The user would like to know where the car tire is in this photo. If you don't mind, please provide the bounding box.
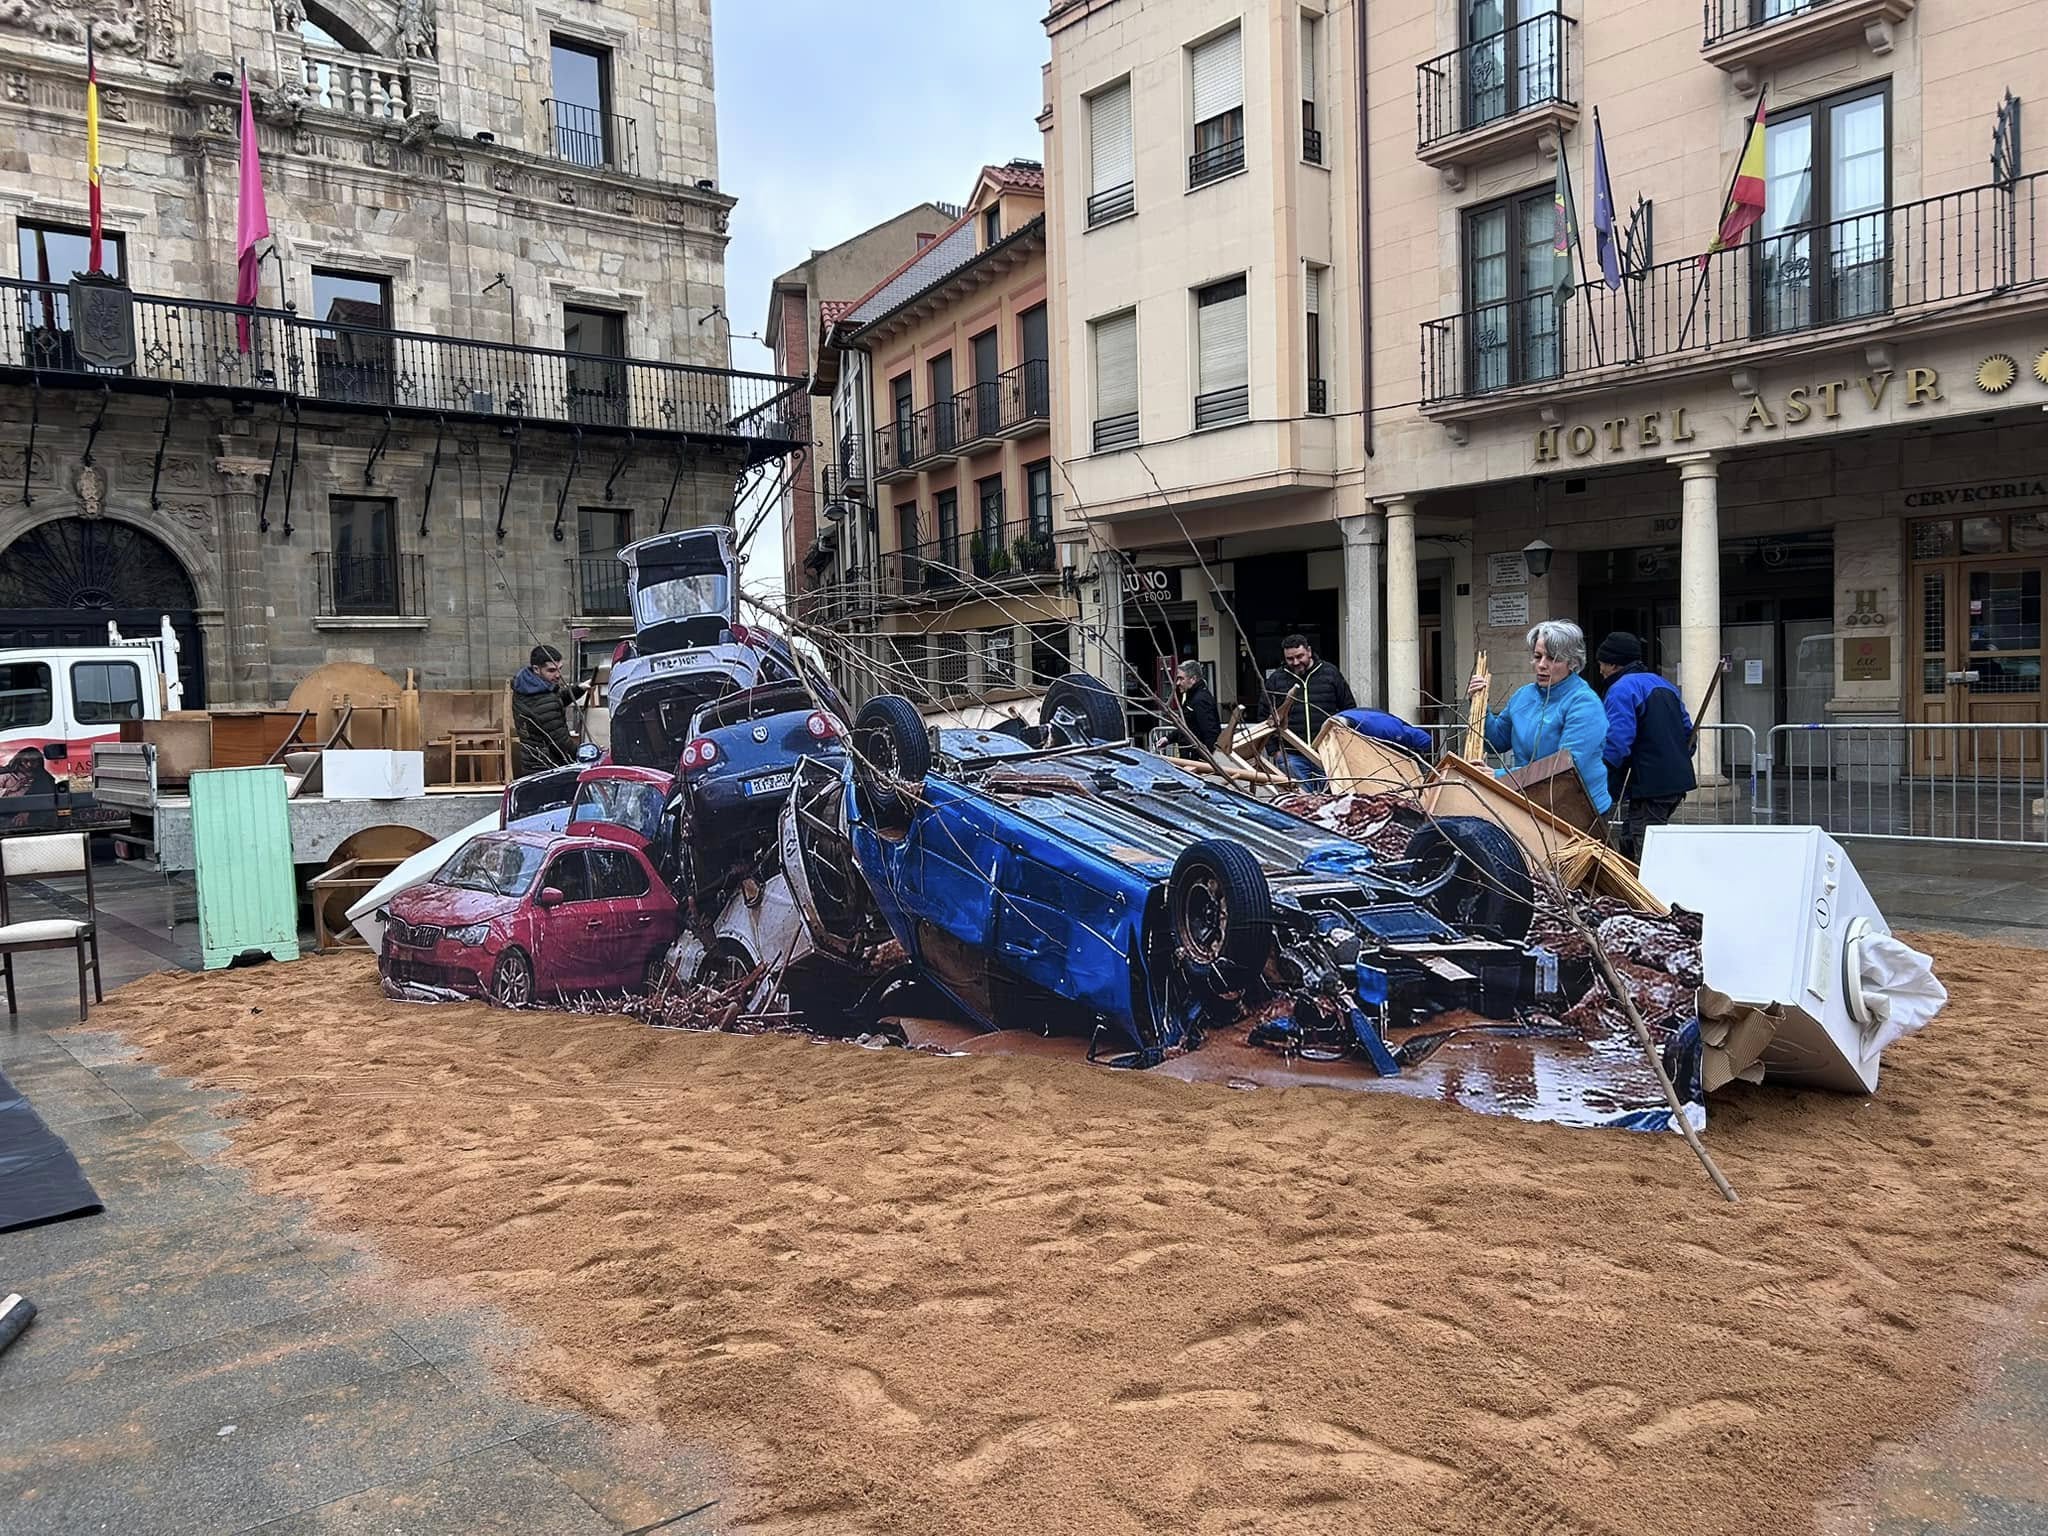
[491,947,535,1008]
[851,695,930,826]
[1168,838,1274,983]
[1040,673,1124,746]
[696,940,757,990]
[1402,816,1534,942]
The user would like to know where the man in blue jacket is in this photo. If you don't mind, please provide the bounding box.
[1466,620,1612,816]
[1596,631,1696,860]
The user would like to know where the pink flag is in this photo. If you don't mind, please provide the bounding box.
[235,66,271,353]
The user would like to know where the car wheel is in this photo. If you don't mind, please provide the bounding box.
[851,695,930,826]
[1402,817,1534,942]
[695,940,756,990]
[1168,838,1274,982]
[1040,672,1124,746]
[492,947,536,1008]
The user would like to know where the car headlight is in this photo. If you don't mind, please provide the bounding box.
[447,923,492,947]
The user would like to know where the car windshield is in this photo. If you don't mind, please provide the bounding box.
[437,838,546,896]
[571,779,666,837]
[632,572,728,628]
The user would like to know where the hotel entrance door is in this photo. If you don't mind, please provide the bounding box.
[1910,510,2046,773]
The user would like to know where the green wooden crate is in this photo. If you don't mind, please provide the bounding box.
[189,766,299,970]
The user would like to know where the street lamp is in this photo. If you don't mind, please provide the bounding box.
[1523,538,1554,579]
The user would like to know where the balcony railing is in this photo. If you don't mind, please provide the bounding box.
[1303,126,1324,166]
[957,360,1051,443]
[1194,383,1249,430]
[1087,181,1136,227]
[574,555,629,615]
[1417,12,1575,150]
[1420,174,2047,406]
[300,42,411,120]
[881,518,1058,599]
[871,399,958,479]
[1308,377,1328,414]
[315,551,424,618]
[1189,137,1245,188]
[1703,0,1841,47]
[0,278,804,450]
[544,99,640,175]
[1092,411,1139,452]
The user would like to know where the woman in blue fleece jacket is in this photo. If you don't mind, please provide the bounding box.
[1464,620,1612,813]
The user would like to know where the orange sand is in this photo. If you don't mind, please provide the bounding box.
[90,935,2048,1535]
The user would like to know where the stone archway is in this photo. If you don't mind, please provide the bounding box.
[0,516,208,707]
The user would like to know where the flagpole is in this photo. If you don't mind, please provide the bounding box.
[1596,107,1642,363]
[1559,135,1602,368]
[1679,92,1765,352]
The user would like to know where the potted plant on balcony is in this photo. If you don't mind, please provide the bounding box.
[1013,531,1054,575]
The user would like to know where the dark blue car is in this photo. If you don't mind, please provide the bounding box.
[837,680,1541,1069]
[673,683,847,909]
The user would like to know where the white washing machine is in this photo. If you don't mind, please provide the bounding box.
[1638,825,1904,1093]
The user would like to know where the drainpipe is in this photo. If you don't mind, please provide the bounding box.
[1354,0,1373,458]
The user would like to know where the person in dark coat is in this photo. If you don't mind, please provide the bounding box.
[511,644,577,775]
[1170,660,1223,755]
[1266,634,1356,789]
[1596,631,1697,860]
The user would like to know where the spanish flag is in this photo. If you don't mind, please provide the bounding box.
[85,33,104,273]
[1699,95,1766,268]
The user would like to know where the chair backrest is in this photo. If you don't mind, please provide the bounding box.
[0,832,87,879]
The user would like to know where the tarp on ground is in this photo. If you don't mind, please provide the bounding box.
[0,1065,102,1232]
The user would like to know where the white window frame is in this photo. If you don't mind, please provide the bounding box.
[1090,308,1140,451]
[1086,78,1135,227]
[1193,275,1249,429]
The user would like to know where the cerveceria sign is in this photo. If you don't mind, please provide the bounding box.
[1534,365,1945,461]
[1902,479,2048,510]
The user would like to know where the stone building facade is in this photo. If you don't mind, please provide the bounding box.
[0,0,800,706]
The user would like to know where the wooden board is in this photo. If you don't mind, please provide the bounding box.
[1310,720,1430,794]
[208,711,314,769]
[1501,749,1604,834]
[287,662,401,715]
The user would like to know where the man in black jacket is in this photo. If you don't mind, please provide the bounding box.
[1596,631,1697,860]
[1170,660,1223,755]
[511,644,578,775]
[1268,634,1356,788]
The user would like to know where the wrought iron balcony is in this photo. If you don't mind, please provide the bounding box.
[1194,383,1249,430]
[1417,12,1576,153]
[1308,377,1328,415]
[1092,411,1139,452]
[956,360,1051,445]
[1189,137,1245,189]
[880,517,1058,601]
[573,555,630,616]
[1087,182,1136,227]
[315,551,424,618]
[1701,0,1915,88]
[0,278,804,454]
[1419,174,2047,407]
[543,98,640,175]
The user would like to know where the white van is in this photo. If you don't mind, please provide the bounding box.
[0,619,183,785]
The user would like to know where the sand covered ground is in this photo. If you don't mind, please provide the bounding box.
[87,936,2048,1536]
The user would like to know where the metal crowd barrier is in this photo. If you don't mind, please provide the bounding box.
[1759,722,2048,848]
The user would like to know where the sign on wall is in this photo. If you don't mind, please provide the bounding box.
[1486,591,1530,627]
[1120,566,1183,605]
[1843,638,1892,682]
[1484,551,1528,589]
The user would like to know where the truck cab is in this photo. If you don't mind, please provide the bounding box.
[0,630,177,785]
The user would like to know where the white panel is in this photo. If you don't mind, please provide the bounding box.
[1300,15,1318,103]
[1094,311,1138,417]
[1191,27,1242,124]
[1089,81,1132,193]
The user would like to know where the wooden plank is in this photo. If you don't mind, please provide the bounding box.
[1461,650,1490,761]
[1501,749,1604,834]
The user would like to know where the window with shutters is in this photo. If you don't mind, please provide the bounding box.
[1194,276,1249,429]
[1300,14,1323,164]
[934,632,970,692]
[935,488,961,588]
[1086,79,1135,227]
[1304,265,1328,414]
[1090,310,1139,452]
[1188,26,1245,188]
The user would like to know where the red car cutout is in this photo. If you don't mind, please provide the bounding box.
[381,828,680,1006]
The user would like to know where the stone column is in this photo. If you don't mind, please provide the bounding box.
[1380,497,1421,721]
[1672,452,1722,782]
[212,456,273,704]
[1338,512,1385,708]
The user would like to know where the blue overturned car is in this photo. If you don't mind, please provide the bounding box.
[810,677,1546,1069]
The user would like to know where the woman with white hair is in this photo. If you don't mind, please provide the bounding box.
[1464,620,1612,814]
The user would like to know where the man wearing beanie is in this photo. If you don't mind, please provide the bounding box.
[1596,631,1695,860]
[511,643,579,775]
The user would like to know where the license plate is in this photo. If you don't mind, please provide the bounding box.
[742,771,794,797]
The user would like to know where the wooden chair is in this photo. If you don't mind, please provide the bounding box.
[0,832,104,1022]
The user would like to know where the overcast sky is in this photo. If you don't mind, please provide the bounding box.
[710,1,1050,593]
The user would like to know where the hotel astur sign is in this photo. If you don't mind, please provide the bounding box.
[1532,365,1946,462]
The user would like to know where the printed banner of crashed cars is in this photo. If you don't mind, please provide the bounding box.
[368,668,1737,1138]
